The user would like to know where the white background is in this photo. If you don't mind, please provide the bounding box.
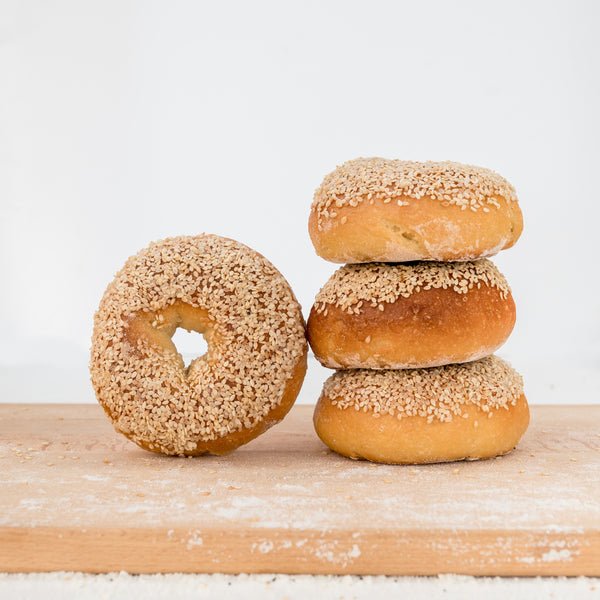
[1,0,599,404]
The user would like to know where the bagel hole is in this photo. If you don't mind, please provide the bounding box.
[171,327,208,369]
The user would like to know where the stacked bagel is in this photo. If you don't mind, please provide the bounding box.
[307,158,529,464]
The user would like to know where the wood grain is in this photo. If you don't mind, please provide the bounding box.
[1,403,599,575]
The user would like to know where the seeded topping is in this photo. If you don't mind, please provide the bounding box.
[312,158,518,229]
[314,259,510,315]
[90,235,306,455]
[324,356,523,422]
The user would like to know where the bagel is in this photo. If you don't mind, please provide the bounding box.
[309,158,523,263]
[307,260,515,369]
[313,356,529,464]
[90,234,307,456]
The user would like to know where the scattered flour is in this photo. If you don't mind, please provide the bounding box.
[542,549,574,563]
[185,531,203,550]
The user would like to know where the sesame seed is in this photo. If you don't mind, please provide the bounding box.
[323,355,523,422]
[314,260,510,315]
[312,158,518,230]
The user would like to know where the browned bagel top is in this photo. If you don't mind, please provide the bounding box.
[314,259,511,315]
[312,158,519,230]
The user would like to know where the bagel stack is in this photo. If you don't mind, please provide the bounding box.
[307,158,529,464]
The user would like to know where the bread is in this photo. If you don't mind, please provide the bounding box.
[90,235,308,456]
[313,356,529,464]
[307,260,515,369]
[309,158,523,263]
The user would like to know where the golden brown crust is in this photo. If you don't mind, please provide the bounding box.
[90,235,308,456]
[314,393,529,464]
[313,358,529,464]
[127,350,307,456]
[307,261,515,369]
[309,158,523,263]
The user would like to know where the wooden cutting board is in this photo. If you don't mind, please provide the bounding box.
[0,403,599,575]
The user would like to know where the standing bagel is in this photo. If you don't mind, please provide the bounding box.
[309,158,523,263]
[90,234,307,456]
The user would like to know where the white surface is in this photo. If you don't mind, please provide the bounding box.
[1,0,600,377]
[1,572,599,600]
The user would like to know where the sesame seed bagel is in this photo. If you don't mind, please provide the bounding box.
[307,260,515,369]
[314,356,529,464]
[309,158,523,263]
[90,235,308,456]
